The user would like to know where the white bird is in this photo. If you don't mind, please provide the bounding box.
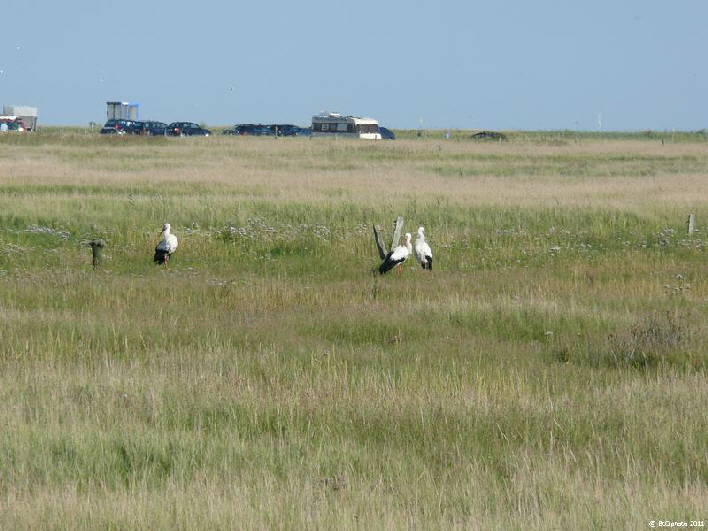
[379,232,412,276]
[154,223,178,265]
[414,226,433,270]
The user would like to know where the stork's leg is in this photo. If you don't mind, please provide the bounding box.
[396,264,402,277]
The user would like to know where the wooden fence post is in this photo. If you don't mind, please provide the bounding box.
[390,216,404,252]
[687,214,695,235]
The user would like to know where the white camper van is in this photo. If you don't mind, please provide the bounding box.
[311,113,381,139]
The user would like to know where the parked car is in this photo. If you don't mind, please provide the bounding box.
[130,121,168,136]
[222,124,265,136]
[470,130,507,141]
[228,124,252,135]
[100,119,135,135]
[247,124,272,136]
[379,126,395,140]
[168,122,212,136]
[221,126,239,135]
[273,124,299,136]
[222,123,309,136]
[239,124,263,135]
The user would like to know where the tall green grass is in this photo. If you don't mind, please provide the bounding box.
[1,134,707,529]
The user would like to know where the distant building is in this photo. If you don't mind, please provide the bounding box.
[106,101,139,121]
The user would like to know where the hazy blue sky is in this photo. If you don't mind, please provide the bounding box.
[2,1,705,130]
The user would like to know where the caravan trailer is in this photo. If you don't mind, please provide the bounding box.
[3,106,37,131]
[311,113,381,139]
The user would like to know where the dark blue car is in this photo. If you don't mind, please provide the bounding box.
[100,119,135,135]
[168,122,212,136]
[130,121,169,136]
[379,126,395,140]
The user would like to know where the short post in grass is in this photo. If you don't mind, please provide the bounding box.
[89,239,106,269]
[390,216,404,252]
[687,214,695,236]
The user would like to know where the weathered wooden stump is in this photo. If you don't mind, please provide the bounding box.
[89,239,106,269]
[687,213,695,236]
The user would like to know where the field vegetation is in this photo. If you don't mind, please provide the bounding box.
[1,130,707,529]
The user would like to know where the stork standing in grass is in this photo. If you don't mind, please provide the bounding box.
[379,232,412,276]
[414,226,433,270]
[154,223,178,266]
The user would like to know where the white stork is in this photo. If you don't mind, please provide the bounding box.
[414,226,433,270]
[378,232,412,276]
[154,223,178,265]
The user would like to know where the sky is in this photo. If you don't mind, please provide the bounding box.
[1,1,706,130]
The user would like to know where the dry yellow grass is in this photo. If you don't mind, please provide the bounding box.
[3,136,708,207]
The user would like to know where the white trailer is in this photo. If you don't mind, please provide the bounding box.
[3,106,38,131]
[311,112,381,139]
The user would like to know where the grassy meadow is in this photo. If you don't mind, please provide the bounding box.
[1,130,707,529]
